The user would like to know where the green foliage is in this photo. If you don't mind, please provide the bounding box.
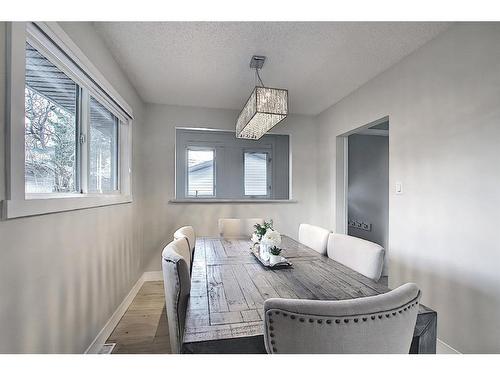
[253,219,274,240]
[269,246,282,256]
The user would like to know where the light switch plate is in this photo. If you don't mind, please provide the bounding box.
[395,182,403,194]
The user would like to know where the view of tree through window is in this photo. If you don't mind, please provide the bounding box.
[89,97,118,192]
[25,42,78,194]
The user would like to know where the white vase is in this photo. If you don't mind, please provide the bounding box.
[259,243,270,261]
[269,254,281,264]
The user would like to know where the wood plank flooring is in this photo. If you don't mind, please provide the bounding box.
[106,281,171,354]
[105,277,389,354]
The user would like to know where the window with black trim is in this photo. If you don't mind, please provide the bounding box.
[175,128,289,200]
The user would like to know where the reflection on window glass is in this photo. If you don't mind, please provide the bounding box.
[244,152,268,196]
[187,149,214,196]
[25,42,78,194]
[89,97,119,193]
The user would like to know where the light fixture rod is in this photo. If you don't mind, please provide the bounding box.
[255,68,264,87]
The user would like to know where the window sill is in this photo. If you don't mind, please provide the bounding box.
[3,194,133,219]
[169,199,297,204]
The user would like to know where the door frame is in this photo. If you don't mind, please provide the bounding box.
[335,116,389,235]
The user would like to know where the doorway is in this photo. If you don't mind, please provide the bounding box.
[335,117,389,281]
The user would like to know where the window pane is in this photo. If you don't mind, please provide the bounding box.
[244,152,268,196]
[187,149,214,196]
[25,42,78,193]
[89,97,119,193]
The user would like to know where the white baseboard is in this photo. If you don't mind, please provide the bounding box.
[437,339,461,354]
[84,271,162,354]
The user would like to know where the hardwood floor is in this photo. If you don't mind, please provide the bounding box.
[105,277,389,354]
[106,281,171,354]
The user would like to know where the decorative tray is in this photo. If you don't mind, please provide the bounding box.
[250,249,293,269]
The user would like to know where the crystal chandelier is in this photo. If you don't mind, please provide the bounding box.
[236,56,288,140]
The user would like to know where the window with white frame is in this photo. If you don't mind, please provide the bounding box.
[244,151,269,197]
[187,148,215,197]
[88,96,119,193]
[25,42,79,194]
[175,128,289,200]
[4,22,133,218]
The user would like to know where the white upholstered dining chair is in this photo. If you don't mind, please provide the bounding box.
[298,223,331,255]
[327,233,385,281]
[218,218,264,238]
[161,238,191,354]
[263,283,421,354]
[174,225,196,261]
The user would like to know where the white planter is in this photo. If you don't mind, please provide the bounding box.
[269,254,281,264]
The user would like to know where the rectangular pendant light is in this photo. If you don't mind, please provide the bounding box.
[236,86,288,140]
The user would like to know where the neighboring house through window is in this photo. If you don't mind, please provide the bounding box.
[175,128,290,200]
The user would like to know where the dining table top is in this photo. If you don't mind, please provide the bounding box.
[182,235,437,353]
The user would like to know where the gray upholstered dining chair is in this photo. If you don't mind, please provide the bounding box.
[263,283,421,354]
[162,238,191,354]
[174,225,196,262]
[327,233,385,281]
[218,218,264,237]
[298,223,331,255]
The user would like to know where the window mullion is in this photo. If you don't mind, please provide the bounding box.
[80,88,90,194]
[115,118,120,192]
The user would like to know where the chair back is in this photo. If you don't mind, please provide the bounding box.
[298,223,330,255]
[174,226,196,261]
[263,283,421,354]
[327,233,384,281]
[161,238,191,354]
[218,218,264,237]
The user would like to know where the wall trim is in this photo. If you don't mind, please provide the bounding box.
[437,339,461,354]
[84,271,163,354]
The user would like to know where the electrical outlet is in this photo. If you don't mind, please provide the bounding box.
[349,219,372,232]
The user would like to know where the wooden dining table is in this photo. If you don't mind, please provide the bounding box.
[182,235,437,354]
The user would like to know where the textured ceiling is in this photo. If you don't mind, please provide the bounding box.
[93,22,450,115]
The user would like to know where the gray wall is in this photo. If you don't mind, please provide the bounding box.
[347,134,389,272]
[0,22,146,353]
[140,104,319,271]
[316,22,500,353]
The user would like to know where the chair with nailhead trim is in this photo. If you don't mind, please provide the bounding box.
[263,283,420,354]
[173,225,196,271]
[326,233,385,281]
[298,223,331,256]
[162,238,191,354]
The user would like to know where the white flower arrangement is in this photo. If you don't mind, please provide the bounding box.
[251,233,260,244]
[261,229,282,248]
